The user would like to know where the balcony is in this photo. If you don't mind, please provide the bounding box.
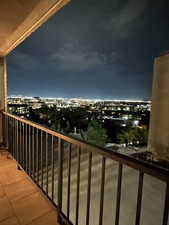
[0,1,169,225]
[0,111,168,225]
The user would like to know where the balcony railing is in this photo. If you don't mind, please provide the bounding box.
[2,111,169,225]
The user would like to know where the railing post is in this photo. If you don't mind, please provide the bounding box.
[5,114,8,148]
[163,181,169,225]
[1,112,6,147]
[58,138,63,223]
[16,120,21,170]
[115,164,123,225]
[135,171,144,225]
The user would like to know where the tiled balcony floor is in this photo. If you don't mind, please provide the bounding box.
[0,150,59,225]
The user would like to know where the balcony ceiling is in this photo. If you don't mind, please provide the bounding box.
[0,0,69,56]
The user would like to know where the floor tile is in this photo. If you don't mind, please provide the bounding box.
[0,160,16,171]
[0,152,15,169]
[12,192,53,225]
[0,151,59,225]
[28,210,59,225]
[1,167,27,185]
[0,151,11,160]
[0,171,7,186]
[4,178,38,201]
[0,196,14,222]
[0,216,20,225]
[0,163,20,185]
[0,184,5,198]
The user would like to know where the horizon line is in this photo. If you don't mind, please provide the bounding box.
[8,95,151,102]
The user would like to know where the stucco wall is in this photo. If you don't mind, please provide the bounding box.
[149,54,169,160]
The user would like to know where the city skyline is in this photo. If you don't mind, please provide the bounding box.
[8,95,151,102]
[7,0,169,100]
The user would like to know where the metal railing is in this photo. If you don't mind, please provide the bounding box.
[2,111,169,225]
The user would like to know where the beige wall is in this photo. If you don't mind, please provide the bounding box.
[0,57,7,144]
[148,54,169,160]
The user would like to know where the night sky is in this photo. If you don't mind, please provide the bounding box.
[7,0,169,100]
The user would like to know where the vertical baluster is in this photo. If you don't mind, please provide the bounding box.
[12,117,14,157]
[10,117,12,154]
[13,118,16,160]
[4,115,6,148]
[67,143,72,220]
[18,121,20,165]
[115,164,123,225]
[135,172,144,225]
[163,182,169,225]
[41,130,43,188]
[99,157,106,225]
[32,127,35,180]
[12,118,14,157]
[10,118,12,154]
[86,152,92,225]
[12,118,14,156]
[1,113,3,147]
[8,117,10,153]
[11,117,12,155]
[75,147,81,225]
[46,133,49,194]
[13,118,16,159]
[19,121,20,165]
[25,124,28,173]
[7,116,9,149]
[9,117,11,153]
[14,118,16,157]
[29,125,31,176]
[8,117,9,152]
[6,115,9,149]
[11,118,13,153]
[17,120,21,170]
[16,120,19,163]
[9,116,11,153]
[22,123,25,170]
[58,138,63,223]
[51,136,54,200]
[20,122,22,166]
[13,118,15,156]
[8,116,10,152]
[36,128,39,184]
[11,117,13,155]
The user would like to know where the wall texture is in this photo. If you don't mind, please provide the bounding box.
[149,54,169,160]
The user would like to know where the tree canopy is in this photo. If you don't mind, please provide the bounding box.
[85,120,108,147]
[118,127,148,147]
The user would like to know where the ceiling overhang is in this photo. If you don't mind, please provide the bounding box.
[0,0,69,56]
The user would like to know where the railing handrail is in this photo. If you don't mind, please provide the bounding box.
[3,111,169,182]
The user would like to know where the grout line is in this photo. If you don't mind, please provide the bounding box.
[0,152,58,225]
[0,157,21,225]
[1,186,21,225]
[25,209,56,225]
[0,215,17,224]
[6,188,38,204]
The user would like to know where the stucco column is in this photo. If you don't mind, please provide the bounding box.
[148,53,169,161]
[0,57,7,145]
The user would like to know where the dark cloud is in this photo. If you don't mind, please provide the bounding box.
[49,41,108,72]
[7,0,169,100]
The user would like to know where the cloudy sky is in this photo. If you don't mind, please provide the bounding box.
[7,0,169,100]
